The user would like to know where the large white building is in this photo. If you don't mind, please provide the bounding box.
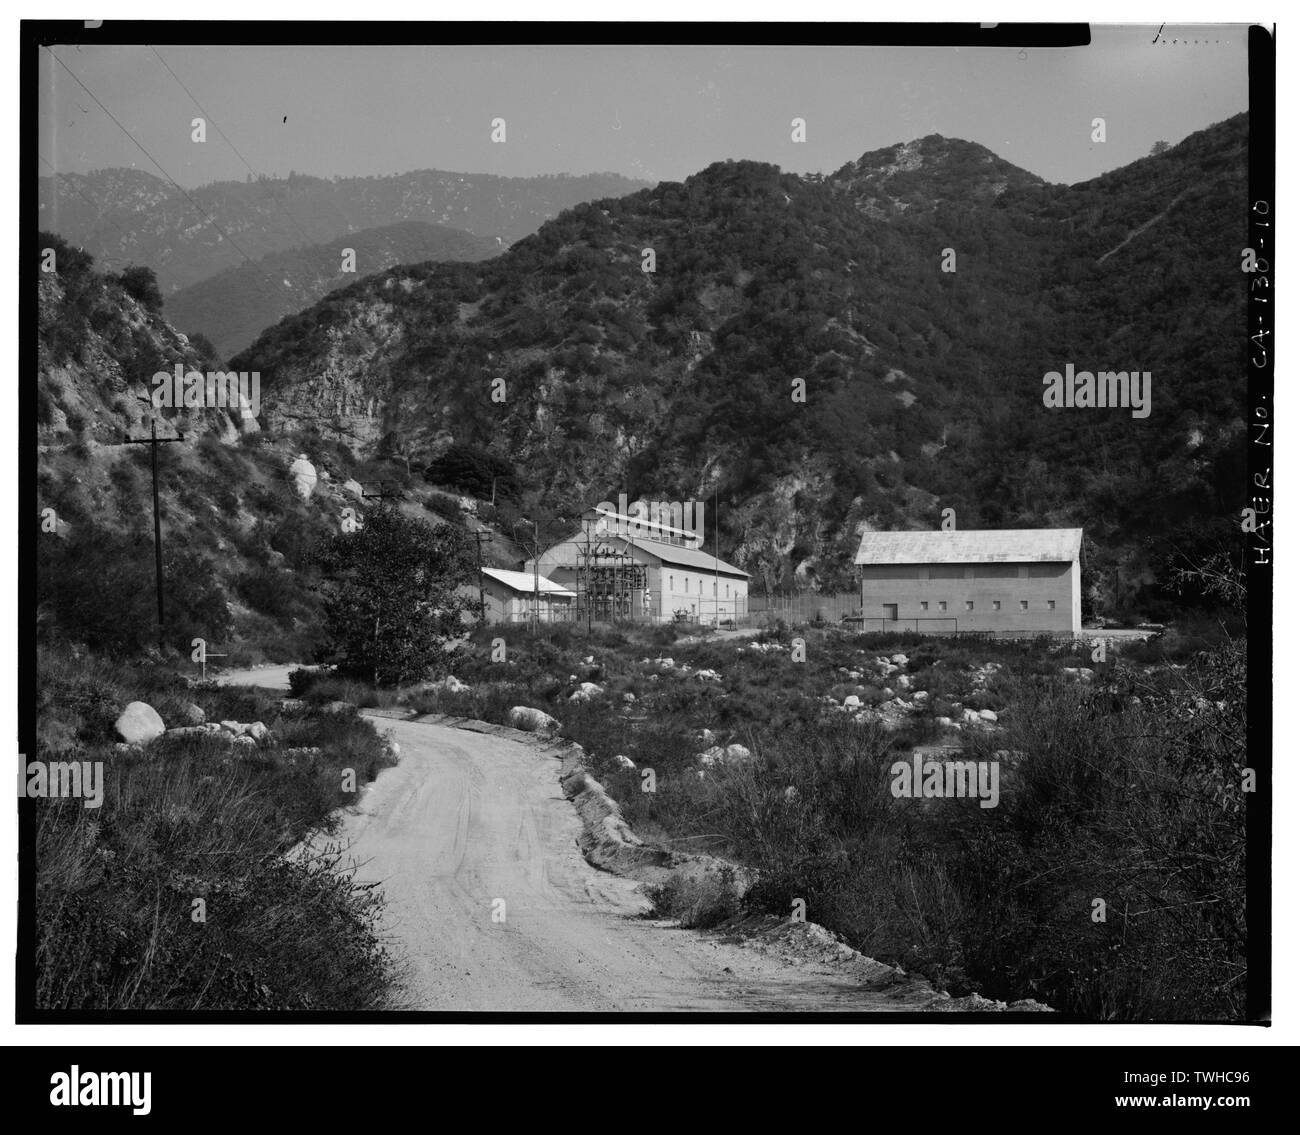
[526,506,749,624]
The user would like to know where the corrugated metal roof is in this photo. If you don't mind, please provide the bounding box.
[482,567,577,596]
[854,528,1082,565]
[636,540,751,578]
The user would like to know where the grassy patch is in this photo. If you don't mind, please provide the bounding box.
[33,644,400,1011]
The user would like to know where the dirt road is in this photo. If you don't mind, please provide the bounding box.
[220,666,936,1012]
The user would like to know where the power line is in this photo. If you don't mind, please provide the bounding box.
[42,45,263,270]
[146,45,318,251]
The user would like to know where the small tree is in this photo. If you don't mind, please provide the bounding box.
[115,265,164,313]
[313,506,477,685]
[1149,140,1171,156]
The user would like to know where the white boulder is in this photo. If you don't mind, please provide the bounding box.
[114,702,165,745]
[288,454,318,500]
[508,706,560,733]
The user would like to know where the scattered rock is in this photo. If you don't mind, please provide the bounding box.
[890,653,909,667]
[279,698,305,711]
[231,735,257,747]
[220,720,249,737]
[698,728,718,745]
[694,669,722,682]
[114,701,166,746]
[508,706,561,733]
[614,754,637,770]
[724,744,753,762]
[962,708,982,724]
[783,786,799,802]
[568,682,604,702]
[181,703,206,726]
[843,695,862,709]
[246,721,270,741]
[978,709,998,723]
[428,675,470,695]
[322,701,357,714]
[289,454,318,499]
[622,692,636,703]
[913,690,929,702]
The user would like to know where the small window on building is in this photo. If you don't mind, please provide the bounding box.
[965,601,974,611]
[939,601,948,612]
[669,575,675,590]
[920,601,929,611]
[713,581,717,595]
[1019,600,1028,611]
[1048,600,1056,610]
[725,584,730,598]
[993,601,1002,611]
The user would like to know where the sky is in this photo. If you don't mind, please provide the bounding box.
[37,27,1250,191]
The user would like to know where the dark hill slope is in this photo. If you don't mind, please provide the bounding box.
[231,115,1249,604]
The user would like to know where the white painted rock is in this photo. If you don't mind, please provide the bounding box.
[978,709,998,723]
[343,479,364,498]
[695,669,722,682]
[427,675,469,694]
[891,654,909,666]
[614,754,636,770]
[843,695,862,708]
[508,706,560,733]
[288,454,318,500]
[568,682,604,702]
[114,701,165,745]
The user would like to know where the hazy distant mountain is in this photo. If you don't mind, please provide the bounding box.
[165,220,503,360]
[37,167,652,293]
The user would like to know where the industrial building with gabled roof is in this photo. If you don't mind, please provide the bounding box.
[854,528,1083,634]
[526,506,750,625]
[464,566,577,624]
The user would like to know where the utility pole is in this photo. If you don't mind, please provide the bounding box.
[532,518,539,631]
[473,530,487,622]
[713,489,719,628]
[122,417,184,652]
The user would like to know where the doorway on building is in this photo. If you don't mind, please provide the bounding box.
[882,603,898,623]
